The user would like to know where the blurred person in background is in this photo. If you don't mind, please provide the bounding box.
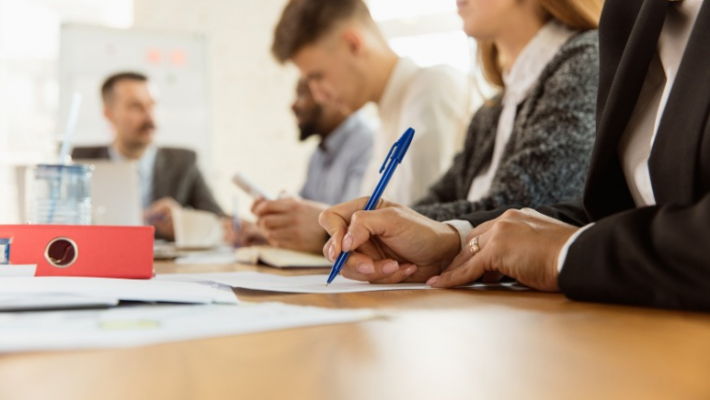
[252,0,469,253]
[73,72,225,240]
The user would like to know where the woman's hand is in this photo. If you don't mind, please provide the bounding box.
[319,197,461,283]
[428,209,579,292]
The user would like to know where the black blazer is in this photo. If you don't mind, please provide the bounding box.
[464,0,710,311]
[72,146,225,217]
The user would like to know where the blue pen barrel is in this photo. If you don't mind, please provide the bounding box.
[365,167,397,211]
[327,251,351,284]
[325,128,415,285]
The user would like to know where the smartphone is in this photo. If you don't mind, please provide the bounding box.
[231,172,275,201]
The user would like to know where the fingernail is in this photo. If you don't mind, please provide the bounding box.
[342,233,354,252]
[426,277,439,286]
[382,261,399,274]
[404,266,417,276]
[328,243,336,261]
[357,263,375,274]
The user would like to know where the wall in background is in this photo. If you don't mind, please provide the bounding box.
[133,0,476,218]
[59,24,213,175]
[0,0,133,223]
[0,0,476,223]
[134,0,311,218]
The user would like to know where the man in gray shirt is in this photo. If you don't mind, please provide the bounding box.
[229,80,373,248]
[295,79,374,204]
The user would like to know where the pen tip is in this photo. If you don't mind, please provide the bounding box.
[325,283,330,287]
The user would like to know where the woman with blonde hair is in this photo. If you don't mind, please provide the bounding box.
[412,0,603,221]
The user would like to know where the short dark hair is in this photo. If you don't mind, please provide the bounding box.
[101,72,148,104]
[272,0,373,64]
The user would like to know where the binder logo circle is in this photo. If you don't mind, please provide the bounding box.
[45,237,79,268]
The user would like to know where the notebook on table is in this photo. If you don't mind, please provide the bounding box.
[235,246,332,268]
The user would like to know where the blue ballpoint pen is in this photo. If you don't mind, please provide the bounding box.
[326,127,416,285]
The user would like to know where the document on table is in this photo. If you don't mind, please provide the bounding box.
[234,246,332,268]
[174,246,238,265]
[0,276,238,311]
[0,294,118,311]
[160,271,529,294]
[0,302,376,353]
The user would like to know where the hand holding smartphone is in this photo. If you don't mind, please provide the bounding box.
[232,172,275,201]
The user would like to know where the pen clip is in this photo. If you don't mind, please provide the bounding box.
[379,142,398,174]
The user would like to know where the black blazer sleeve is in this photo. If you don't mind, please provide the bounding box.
[557,0,710,311]
[459,199,591,228]
[560,193,710,311]
[153,148,226,217]
[185,163,226,217]
[71,146,110,160]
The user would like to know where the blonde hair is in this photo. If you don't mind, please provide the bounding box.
[478,0,603,88]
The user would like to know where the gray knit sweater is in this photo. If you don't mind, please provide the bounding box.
[413,30,599,221]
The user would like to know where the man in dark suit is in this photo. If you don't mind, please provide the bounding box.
[318,0,710,311]
[72,72,224,239]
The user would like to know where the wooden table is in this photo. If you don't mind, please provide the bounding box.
[1,261,709,400]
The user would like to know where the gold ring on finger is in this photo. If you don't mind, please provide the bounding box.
[468,236,480,256]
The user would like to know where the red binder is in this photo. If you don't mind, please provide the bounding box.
[0,225,154,279]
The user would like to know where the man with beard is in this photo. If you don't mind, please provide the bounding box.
[72,72,224,239]
[226,79,373,247]
[295,78,374,205]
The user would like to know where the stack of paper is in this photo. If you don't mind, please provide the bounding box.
[0,303,376,353]
[0,277,237,311]
[0,294,118,311]
[160,271,529,294]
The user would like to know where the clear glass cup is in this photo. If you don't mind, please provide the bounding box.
[26,164,93,225]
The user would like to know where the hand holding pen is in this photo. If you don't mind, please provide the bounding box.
[319,197,461,284]
[324,128,416,285]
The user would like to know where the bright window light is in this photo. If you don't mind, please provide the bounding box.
[389,30,472,73]
[367,0,457,21]
[0,0,59,59]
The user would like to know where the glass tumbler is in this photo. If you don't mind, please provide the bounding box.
[26,164,93,225]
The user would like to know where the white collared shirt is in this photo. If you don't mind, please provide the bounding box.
[618,0,703,207]
[556,0,704,271]
[360,57,469,205]
[108,144,157,209]
[467,21,577,201]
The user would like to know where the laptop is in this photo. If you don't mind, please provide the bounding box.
[74,160,143,226]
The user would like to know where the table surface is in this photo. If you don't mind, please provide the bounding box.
[1,261,710,400]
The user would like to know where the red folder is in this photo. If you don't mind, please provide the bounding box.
[0,225,154,279]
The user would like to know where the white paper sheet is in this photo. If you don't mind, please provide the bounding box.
[0,277,238,305]
[0,303,376,353]
[0,264,37,277]
[0,294,118,311]
[159,271,529,294]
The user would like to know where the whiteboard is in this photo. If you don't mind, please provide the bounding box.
[58,24,211,174]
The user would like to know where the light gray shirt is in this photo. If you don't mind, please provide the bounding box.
[299,112,374,205]
[108,144,157,209]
